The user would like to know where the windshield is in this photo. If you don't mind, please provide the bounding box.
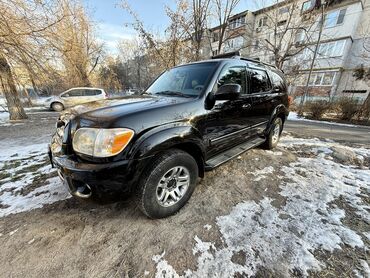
[146,62,217,97]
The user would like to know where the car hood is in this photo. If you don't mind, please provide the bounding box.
[59,95,195,129]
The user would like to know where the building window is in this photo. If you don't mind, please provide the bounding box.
[324,9,346,28]
[295,29,305,44]
[225,36,244,51]
[279,6,290,14]
[297,71,337,86]
[212,49,219,56]
[257,16,267,28]
[307,72,337,86]
[212,31,220,42]
[342,90,367,94]
[254,40,259,50]
[229,16,245,29]
[318,40,346,58]
[277,20,287,27]
[301,1,312,13]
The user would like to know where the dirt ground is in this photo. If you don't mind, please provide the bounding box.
[0,111,369,278]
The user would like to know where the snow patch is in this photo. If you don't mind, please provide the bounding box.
[153,138,370,277]
[288,112,362,127]
[0,141,70,217]
[250,166,274,181]
[203,224,212,231]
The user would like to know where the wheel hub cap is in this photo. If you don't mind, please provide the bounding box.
[156,166,190,207]
[272,123,281,144]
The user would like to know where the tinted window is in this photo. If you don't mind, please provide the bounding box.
[147,63,217,97]
[217,66,246,94]
[84,89,101,96]
[249,69,271,94]
[64,90,83,97]
[269,71,286,91]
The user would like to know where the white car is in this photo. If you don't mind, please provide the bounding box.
[45,87,107,111]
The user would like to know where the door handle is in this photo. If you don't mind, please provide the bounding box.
[242,104,251,109]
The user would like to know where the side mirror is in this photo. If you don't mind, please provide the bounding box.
[214,84,241,101]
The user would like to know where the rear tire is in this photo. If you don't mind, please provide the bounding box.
[136,149,198,219]
[51,102,64,112]
[263,117,283,150]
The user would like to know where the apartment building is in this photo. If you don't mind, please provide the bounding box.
[205,0,370,103]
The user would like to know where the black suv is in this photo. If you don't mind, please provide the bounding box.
[49,54,289,218]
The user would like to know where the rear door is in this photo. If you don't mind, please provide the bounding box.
[60,89,84,107]
[83,89,103,102]
[247,67,274,134]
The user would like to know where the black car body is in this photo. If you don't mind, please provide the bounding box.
[50,55,289,218]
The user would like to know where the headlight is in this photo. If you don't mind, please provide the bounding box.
[72,128,134,157]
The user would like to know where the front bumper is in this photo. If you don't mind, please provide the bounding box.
[49,148,147,200]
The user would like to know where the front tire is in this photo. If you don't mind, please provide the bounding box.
[136,149,198,219]
[263,117,283,150]
[51,102,64,112]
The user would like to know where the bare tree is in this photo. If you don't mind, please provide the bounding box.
[250,0,319,70]
[47,0,103,87]
[212,0,241,53]
[0,0,66,120]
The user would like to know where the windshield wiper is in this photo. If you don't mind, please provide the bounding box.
[155,91,192,98]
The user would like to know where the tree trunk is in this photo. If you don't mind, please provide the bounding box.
[0,54,28,120]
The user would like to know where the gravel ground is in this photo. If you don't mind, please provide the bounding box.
[0,111,369,277]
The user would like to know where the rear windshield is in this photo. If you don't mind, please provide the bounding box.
[146,62,218,97]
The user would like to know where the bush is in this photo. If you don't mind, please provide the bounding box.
[335,98,359,121]
[304,100,331,120]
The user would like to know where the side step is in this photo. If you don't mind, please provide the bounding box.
[205,137,265,170]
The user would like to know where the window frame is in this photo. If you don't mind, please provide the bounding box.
[317,39,346,58]
[214,63,248,95]
[301,0,312,13]
[323,8,346,28]
[298,71,337,86]
[247,67,272,95]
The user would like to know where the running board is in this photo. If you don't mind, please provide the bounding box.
[205,137,265,170]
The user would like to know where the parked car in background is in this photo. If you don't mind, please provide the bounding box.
[45,87,107,111]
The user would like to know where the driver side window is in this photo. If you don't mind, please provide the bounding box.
[217,66,246,94]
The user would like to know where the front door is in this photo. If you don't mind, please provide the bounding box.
[203,63,255,158]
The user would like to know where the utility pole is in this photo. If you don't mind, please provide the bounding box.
[299,1,327,111]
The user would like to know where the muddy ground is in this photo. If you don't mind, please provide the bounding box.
[0,111,369,277]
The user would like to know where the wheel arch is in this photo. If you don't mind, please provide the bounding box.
[129,124,206,178]
[266,104,288,134]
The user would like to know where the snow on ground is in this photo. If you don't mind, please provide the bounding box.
[153,136,370,277]
[0,141,70,217]
[288,112,362,128]
[0,112,9,124]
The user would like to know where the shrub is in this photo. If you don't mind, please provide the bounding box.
[335,97,359,121]
[304,100,331,120]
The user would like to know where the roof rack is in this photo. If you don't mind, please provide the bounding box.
[211,51,241,59]
[211,51,277,69]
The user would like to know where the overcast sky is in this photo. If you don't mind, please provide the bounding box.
[84,0,274,54]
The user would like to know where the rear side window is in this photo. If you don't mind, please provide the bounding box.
[217,66,247,94]
[249,69,271,94]
[63,90,83,97]
[84,89,101,96]
[269,71,286,91]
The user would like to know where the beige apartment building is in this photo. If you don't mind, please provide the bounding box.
[204,0,370,103]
